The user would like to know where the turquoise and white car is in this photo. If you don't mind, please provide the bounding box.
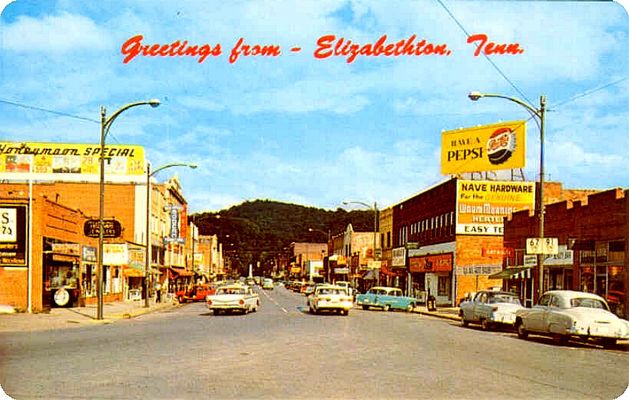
[356,286,417,312]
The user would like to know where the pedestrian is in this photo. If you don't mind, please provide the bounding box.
[155,282,162,303]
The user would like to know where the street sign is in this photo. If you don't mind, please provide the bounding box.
[526,237,558,255]
[84,219,122,238]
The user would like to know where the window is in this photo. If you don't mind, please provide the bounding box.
[437,275,451,297]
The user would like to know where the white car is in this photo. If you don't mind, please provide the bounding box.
[515,290,629,347]
[307,285,353,315]
[206,284,260,315]
[460,290,524,330]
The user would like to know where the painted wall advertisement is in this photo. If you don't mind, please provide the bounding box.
[441,121,526,175]
[456,179,535,235]
[0,205,27,267]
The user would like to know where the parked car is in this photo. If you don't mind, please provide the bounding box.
[307,285,353,315]
[515,290,629,347]
[356,286,417,312]
[459,290,524,330]
[206,284,260,315]
[262,278,274,290]
[176,284,216,303]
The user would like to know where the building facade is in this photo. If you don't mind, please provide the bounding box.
[503,188,628,317]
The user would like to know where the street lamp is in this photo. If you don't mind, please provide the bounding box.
[97,99,160,320]
[468,91,546,302]
[342,200,379,285]
[144,162,197,308]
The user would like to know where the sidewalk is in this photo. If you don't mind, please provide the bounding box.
[0,299,180,333]
[414,306,461,321]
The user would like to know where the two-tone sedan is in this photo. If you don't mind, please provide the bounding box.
[459,290,524,330]
[356,286,417,312]
[307,285,353,315]
[206,284,260,315]
[515,290,629,347]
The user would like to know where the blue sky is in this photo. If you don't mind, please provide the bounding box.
[1,0,627,213]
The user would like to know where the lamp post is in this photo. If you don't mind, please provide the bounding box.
[468,91,546,302]
[342,200,379,285]
[97,99,160,320]
[144,162,197,308]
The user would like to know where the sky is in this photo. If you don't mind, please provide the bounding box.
[0,0,627,213]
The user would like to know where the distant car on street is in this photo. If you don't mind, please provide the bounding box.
[515,290,629,347]
[307,285,353,315]
[356,286,417,312]
[206,284,260,315]
[262,278,274,290]
[459,290,524,330]
[176,284,216,303]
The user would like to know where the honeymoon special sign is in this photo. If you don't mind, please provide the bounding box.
[120,33,525,64]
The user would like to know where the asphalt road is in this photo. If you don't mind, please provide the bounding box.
[1,285,628,400]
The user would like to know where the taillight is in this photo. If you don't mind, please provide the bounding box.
[491,306,498,312]
[207,300,212,305]
[239,299,245,305]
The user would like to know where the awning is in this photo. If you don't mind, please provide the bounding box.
[361,270,376,280]
[169,267,194,279]
[489,266,532,280]
[123,268,145,278]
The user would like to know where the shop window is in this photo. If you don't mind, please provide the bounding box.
[609,241,625,262]
[580,250,595,265]
[596,242,608,264]
[437,275,451,297]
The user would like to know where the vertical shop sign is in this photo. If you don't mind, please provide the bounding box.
[0,205,27,267]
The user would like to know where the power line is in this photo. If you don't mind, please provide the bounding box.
[434,0,533,105]
[0,98,98,123]
[551,77,629,109]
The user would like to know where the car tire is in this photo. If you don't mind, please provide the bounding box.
[516,321,528,339]
[362,305,370,310]
[552,334,568,345]
[601,338,617,349]
[460,315,469,327]
[383,304,390,312]
[481,319,493,331]
[406,304,415,312]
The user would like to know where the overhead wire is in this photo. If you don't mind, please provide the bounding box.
[0,97,98,123]
[434,0,533,106]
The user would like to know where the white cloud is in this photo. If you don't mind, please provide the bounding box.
[2,12,113,53]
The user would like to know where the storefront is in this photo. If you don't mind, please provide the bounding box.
[577,240,625,316]
[80,245,97,305]
[44,241,81,308]
[409,252,453,305]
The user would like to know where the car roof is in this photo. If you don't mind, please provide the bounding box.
[543,290,606,301]
[370,286,401,290]
[478,290,517,296]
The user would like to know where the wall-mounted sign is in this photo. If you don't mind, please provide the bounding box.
[103,243,128,265]
[441,120,526,175]
[526,237,559,255]
[0,205,27,267]
[84,219,122,238]
[0,142,146,183]
[456,179,535,236]
[392,247,407,267]
[409,253,453,272]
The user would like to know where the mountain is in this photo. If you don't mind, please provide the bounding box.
[190,199,374,275]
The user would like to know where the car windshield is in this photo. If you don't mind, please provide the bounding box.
[570,297,608,310]
[217,287,245,295]
[489,294,521,305]
[319,288,346,295]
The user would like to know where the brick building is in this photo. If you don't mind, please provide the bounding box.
[389,177,596,306]
[0,190,96,311]
[503,188,628,317]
